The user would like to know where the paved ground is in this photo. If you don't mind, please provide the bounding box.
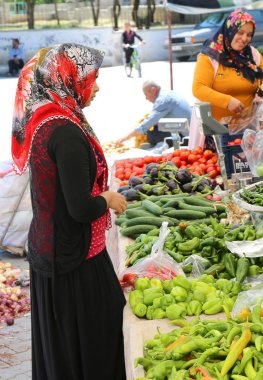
[0,60,196,379]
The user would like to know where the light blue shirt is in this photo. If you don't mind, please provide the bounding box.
[136,89,192,135]
[9,46,24,60]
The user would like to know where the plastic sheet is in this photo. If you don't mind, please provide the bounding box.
[231,283,263,317]
[226,238,263,258]
[181,254,210,279]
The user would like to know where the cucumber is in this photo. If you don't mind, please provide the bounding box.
[162,207,176,214]
[125,217,174,227]
[115,217,127,226]
[163,199,181,208]
[178,202,215,216]
[164,210,206,220]
[183,196,213,207]
[141,199,163,216]
[120,225,157,237]
[125,209,153,219]
[190,218,213,225]
[126,201,142,209]
[214,204,227,213]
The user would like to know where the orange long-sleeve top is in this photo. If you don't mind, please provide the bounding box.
[192,53,263,121]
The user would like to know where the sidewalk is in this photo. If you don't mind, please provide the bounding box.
[0,251,31,380]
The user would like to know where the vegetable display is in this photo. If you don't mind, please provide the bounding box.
[134,310,263,380]
[114,148,221,182]
[129,275,246,320]
[240,183,263,207]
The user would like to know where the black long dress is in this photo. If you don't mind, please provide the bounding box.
[28,120,126,380]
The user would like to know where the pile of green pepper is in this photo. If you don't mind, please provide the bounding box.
[240,184,263,207]
[134,308,263,380]
[129,275,248,320]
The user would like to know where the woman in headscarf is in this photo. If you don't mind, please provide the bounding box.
[11,43,127,380]
[190,9,263,148]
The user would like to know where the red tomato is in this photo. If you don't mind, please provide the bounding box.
[211,155,218,164]
[124,171,131,180]
[203,149,213,159]
[119,180,129,186]
[228,142,235,146]
[188,154,197,164]
[206,159,214,165]
[193,146,204,155]
[172,157,181,167]
[115,167,124,175]
[180,160,187,166]
[117,173,125,180]
[206,165,216,173]
[207,170,218,179]
[144,156,154,164]
[173,149,181,157]
[124,162,133,169]
[199,158,207,164]
[198,163,207,173]
[180,151,190,160]
[234,138,242,145]
[132,159,144,168]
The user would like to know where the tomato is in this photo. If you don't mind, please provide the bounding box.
[206,165,216,173]
[234,138,242,145]
[206,159,214,165]
[115,167,124,175]
[132,159,145,168]
[193,146,204,155]
[172,157,181,167]
[180,151,190,160]
[117,173,125,180]
[144,156,154,164]
[198,163,207,173]
[199,158,207,164]
[173,149,181,157]
[207,170,218,179]
[203,149,213,159]
[180,160,187,167]
[124,171,131,180]
[124,162,133,169]
[119,180,129,186]
[228,142,235,146]
[188,154,198,164]
[211,155,218,164]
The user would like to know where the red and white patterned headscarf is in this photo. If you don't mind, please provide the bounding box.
[11,43,104,174]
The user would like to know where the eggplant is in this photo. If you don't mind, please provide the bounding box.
[150,167,158,178]
[150,186,166,196]
[133,184,147,193]
[124,188,141,201]
[166,161,176,166]
[128,176,143,187]
[117,185,130,193]
[145,163,158,174]
[176,169,192,184]
[181,182,193,193]
[143,176,155,185]
[166,179,178,191]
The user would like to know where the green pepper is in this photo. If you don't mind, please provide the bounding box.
[173,231,183,243]
[243,226,256,241]
[226,325,242,346]
[202,246,213,256]
[162,279,173,294]
[248,265,262,277]
[166,304,186,320]
[143,287,164,306]
[199,274,215,284]
[150,278,163,289]
[187,300,202,316]
[146,305,155,320]
[170,286,188,302]
[185,225,202,239]
[171,336,218,360]
[225,227,241,242]
[200,236,218,248]
[144,339,161,349]
[151,360,178,380]
[165,248,184,263]
[178,237,200,252]
[152,308,166,320]
[164,238,176,251]
[223,296,235,312]
[204,262,225,276]
[129,290,144,308]
[133,303,147,317]
[252,304,262,324]
[152,297,162,309]
[134,357,157,371]
[236,258,250,283]
[202,298,223,315]
[224,253,237,277]
[172,275,191,290]
[216,278,233,294]
[230,281,242,296]
[135,277,150,291]
[159,294,174,309]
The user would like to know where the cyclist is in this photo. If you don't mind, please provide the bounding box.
[122,22,145,77]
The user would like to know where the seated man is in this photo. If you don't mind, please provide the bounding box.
[8,38,24,76]
[117,80,192,147]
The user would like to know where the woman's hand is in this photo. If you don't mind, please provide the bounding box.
[227,97,244,113]
[101,191,127,214]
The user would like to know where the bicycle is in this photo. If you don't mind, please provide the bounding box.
[123,43,142,78]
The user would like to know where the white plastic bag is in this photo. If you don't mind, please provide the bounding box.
[119,222,185,289]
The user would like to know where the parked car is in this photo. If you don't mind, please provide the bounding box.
[164,9,263,61]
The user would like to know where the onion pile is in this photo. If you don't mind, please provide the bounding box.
[0,262,30,326]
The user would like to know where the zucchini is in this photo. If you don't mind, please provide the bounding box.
[164,210,206,220]
[120,225,157,237]
[125,209,153,219]
[183,196,213,207]
[126,201,142,209]
[125,217,174,227]
[141,199,163,216]
[178,202,215,216]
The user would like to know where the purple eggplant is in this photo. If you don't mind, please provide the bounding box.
[117,185,130,193]
[150,167,158,178]
[143,176,155,185]
[166,179,178,191]
[176,169,193,184]
[181,182,193,193]
[128,176,143,187]
[145,163,158,174]
[123,189,141,201]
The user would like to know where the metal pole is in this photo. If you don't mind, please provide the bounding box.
[167,10,173,90]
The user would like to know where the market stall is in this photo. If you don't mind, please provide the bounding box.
[106,116,263,379]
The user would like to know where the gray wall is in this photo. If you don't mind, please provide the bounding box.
[0,27,172,67]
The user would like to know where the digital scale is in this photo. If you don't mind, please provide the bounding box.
[158,117,189,150]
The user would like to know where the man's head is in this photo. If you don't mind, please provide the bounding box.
[142,80,161,103]
[124,22,131,32]
[12,38,19,48]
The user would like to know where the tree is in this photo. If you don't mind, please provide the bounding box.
[90,0,100,26]
[113,0,121,31]
[26,0,35,29]
[53,0,60,26]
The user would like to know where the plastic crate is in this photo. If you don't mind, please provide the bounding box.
[222,144,250,179]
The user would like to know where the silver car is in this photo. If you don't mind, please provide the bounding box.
[164,9,263,61]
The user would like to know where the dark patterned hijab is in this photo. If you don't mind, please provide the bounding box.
[201,9,263,84]
[11,43,104,174]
